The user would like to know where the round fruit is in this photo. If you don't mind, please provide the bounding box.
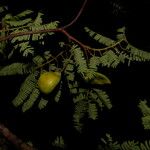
[38,71,61,94]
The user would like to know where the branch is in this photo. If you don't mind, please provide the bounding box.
[0,123,37,150]
[61,29,127,52]
[0,0,87,41]
[0,28,61,41]
[62,0,88,29]
[35,51,64,70]
[0,0,126,53]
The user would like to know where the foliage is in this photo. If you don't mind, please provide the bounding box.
[138,100,150,129]
[0,63,33,75]
[52,136,65,149]
[12,71,39,108]
[1,4,150,150]
[84,27,150,67]
[99,133,150,150]
[1,6,150,129]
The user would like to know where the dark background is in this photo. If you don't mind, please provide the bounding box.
[1,0,150,149]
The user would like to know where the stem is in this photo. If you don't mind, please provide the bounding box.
[0,123,37,150]
[0,0,87,42]
[62,0,88,29]
[0,0,126,53]
[35,51,64,70]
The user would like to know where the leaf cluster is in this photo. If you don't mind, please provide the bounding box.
[1,7,150,134]
[99,134,150,150]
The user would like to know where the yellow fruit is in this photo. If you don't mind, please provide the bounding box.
[38,71,61,94]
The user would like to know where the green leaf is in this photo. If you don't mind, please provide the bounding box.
[73,100,87,132]
[72,44,88,75]
[84,27,115,46]
[38,98,48,110]
[94,89,112,109]
[33,55,45,65]
[14,10,33,19]
[11,29,30,43]
[6,18,32,27]
[52,136,65,148]
[138,100,150,116]
[88,103,98,120]
[12,72,38,107]
[22,88,40,112]
[0,63,32,76]
[54,82,62,103]
[90,72,111,85]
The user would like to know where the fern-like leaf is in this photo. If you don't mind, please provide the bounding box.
[88,103,98,120]
[141,116,150,129]
[38,98,48,110]
[12,72,38,107]
[0,5,8,13]
[30,12,44,41]
[99,50,120,68]
[120,141,139,150]
[22,88,40,112]
[100,134,150,150]
[88,56,100,71]
[0,63,32,76]
[141,140,150,150]
[71,44,87,75]
[0,30,6,54]
[138,100,150,116]
[52,136,65,149]
[128,44,150,62]
[89,92,103,108]
[4,10,32,27]
[32,55,45,65]
[64,59,78,95]
[93,89,112,109]
[30,20,59,40]
[11,29,30,43]
[116,26,126,40]
[6,18,32,27]
[84,27,115,46]
[54,81,62,103]
[17,41,34,57]
[14,10,33,19]
[73,99,87,132]
[138,100,150,129]
[32,12,43,25]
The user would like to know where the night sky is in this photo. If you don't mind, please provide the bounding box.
[1,0,150,150]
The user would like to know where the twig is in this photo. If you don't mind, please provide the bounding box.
[0,0,126,54]
[35,51,64,70]
[0,0,87,42]
[62,0,88,29]
[0,123,37,150]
